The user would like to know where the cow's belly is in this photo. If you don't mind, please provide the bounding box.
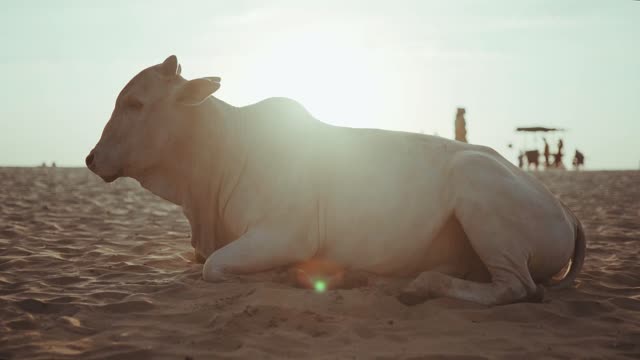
[320,175,452,275]
[321,226,433,275]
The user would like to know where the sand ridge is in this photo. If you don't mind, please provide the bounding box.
[1,168,639,359]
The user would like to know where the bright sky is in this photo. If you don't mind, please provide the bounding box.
[1,0,638,169]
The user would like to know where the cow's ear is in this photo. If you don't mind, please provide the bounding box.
[176,77,221,106]
[159,55,180,77]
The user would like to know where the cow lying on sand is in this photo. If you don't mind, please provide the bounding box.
[86,55,585,305]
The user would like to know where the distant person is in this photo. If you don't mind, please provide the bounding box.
[517,152,524,169]
[573,150,585,170]
[51,162,57,168]
[543,138,550,168]
[558,139,564,154]
[554,138,564,168]
[454,108,467,143]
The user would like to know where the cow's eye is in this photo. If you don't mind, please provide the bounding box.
[125,97,143,110]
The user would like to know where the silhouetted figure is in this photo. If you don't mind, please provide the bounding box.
[573,150,585,170]
[41,162,47,167]
[554,139,564,168]
[51,162,57,168]
[454,108,467,143]
[558,139,564,152]
[543,138,550,168]
[517,152,524,169]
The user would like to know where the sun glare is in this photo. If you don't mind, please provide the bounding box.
[244,28,389,129]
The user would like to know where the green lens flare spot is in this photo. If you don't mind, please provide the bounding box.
[313,280,327,293]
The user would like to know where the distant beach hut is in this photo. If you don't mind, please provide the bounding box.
[514,126,566,170]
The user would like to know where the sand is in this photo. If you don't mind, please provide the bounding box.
[1,167,639,359]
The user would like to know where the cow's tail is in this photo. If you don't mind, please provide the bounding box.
[546,205,586,290]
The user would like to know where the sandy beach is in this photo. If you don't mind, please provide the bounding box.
[1,167,639,359]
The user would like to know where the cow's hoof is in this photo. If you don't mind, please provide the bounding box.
[202,269,231,283]
[194,252,206,264]
[522,285,545,303]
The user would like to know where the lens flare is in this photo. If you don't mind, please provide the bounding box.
[313,279,327,293]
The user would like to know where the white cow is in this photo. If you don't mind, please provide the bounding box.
[87,56,585,305]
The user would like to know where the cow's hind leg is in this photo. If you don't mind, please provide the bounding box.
[400,150,547,306]
[399,269,543,306]
[398,208,542,306]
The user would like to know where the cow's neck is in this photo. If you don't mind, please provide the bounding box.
[136,163,188,206]
[137,97,248,257]
[135,98,235,205]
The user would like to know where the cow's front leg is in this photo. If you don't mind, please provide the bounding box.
[202,227,315,282]
[194,251,206,264]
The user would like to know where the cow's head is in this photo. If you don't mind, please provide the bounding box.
[86,55,221,182]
